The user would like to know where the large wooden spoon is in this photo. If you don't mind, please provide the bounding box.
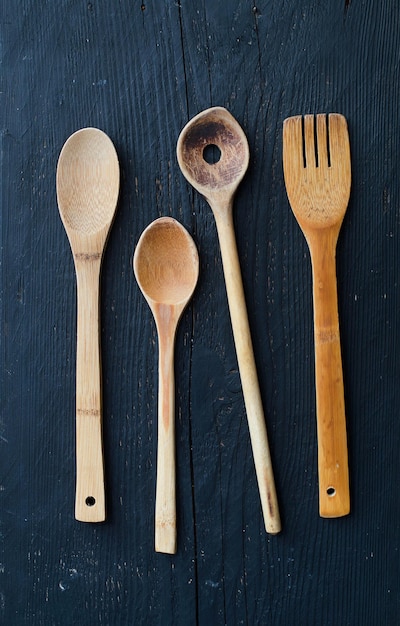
[177,107,281,534]
[133,217,199,553]
[56,128,120,522]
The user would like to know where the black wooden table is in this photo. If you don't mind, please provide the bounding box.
[2,2,399,624]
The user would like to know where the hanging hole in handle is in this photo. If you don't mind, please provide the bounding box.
[326,487,336,497]
[85,496,96,507]
[203,144,221,164]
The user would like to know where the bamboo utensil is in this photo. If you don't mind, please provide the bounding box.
[133,217,199,553]
[56,128,120,522]
[177,107,281,534]
[283,113,351,517]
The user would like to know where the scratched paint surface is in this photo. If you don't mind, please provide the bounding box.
[1,2,399,625]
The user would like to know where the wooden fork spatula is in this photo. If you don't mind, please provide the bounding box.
[283,114,351,517]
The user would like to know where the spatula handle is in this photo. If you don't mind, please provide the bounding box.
[155,306,177,554]
[214,206,281,534]
[74,257,106,522]
[310,237,350,517]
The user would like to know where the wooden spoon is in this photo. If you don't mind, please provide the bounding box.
[177,107,281,534]
[133,217,199,553]
[56,128,120,522]
[283,114,351,517]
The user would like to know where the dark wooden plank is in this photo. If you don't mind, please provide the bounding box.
[1,1,399,625]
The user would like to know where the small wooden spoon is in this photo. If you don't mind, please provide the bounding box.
[177,107,281,534]
[56,128,119,522]
[133,217,199,553]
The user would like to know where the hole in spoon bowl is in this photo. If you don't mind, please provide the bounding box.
[203,144,221,164]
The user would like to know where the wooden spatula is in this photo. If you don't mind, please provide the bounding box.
[283,114,351,517]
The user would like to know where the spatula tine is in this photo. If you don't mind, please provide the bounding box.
[316,114,328,167]
[304,115,316,168]
[328,114,350,164]
[283,115,304,171]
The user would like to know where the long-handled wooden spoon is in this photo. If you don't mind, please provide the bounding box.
[56,128,120,522]
[177,107,281,534]
[283,113,351,517]
[133,217,199,553]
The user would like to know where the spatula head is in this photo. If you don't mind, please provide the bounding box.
[283,114,351,233]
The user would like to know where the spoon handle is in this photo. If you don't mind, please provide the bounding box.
[155,305,177,554]
[309,233,350,517]
[214,207,281,534]
[74,257,106,522]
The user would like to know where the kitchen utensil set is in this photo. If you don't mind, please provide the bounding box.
[57,107,351,551]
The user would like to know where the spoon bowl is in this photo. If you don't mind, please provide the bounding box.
[177,107,281,534]
[134,217,199,553]
[177,106,249,207]
[56,127,119,522]
[57,127,119,240]
[134,218,199,306]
